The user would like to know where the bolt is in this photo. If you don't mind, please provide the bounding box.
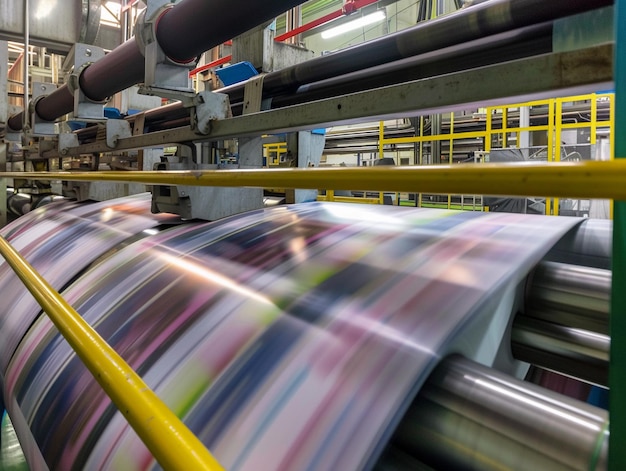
[85,48,92,57]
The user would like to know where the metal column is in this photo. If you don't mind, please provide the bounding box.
[610,0,626,469]
[0,40,7,228]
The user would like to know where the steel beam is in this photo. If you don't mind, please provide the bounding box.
[39,45,612,158]
[0,41,6,228]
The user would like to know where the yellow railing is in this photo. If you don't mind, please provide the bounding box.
[3,160,626,198]
[263,142,288,166]
[377,93,614,213]
[0,236,225,471]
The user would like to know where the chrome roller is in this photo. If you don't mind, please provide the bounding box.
[391,356,608,471]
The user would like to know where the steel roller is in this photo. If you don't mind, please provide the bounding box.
[391,355,608,471]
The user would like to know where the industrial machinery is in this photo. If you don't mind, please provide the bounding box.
[0,0,624,469]
[0,195,612,470]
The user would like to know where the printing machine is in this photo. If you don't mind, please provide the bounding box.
[0,0,620,469]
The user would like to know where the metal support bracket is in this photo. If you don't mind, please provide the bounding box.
[190,92,231,135]
[58,133,79,156]
[136,1,197,101]
[106,120,132,148]
[31,82,58,135]
[66,43,106,120]
[5,105,23,142]
[242,74,269,115]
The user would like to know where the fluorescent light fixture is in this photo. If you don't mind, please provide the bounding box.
[321,10,386,39]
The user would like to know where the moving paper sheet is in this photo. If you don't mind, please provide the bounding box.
[3,200,582,470]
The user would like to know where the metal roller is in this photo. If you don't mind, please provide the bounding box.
[391,355,609,471]
[512,314,609,387]
[526,261,611,334]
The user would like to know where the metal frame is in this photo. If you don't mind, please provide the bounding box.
[40,45,612,159]
[610,1,625,470]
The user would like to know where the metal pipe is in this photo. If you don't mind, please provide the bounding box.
[155,0,307,63]
[512,315,609,387]
[220,0,613,104]
[271,23,553,109]
[7,0,306,130]
[391,356,608,471]
[0,236,225,471]
[86,23,553,138]
[526,261,611,334]
[2,160,626,199]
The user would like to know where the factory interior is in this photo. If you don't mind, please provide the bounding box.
[0,0,625,469]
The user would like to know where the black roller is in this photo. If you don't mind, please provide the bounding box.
[6,0,306,130]
[221,0,613,104]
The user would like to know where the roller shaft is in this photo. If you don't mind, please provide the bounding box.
[392,356,608,471]
[512,314,609,387]
[526,261,610,334]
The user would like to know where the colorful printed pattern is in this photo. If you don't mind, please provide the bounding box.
[3,200,581,470]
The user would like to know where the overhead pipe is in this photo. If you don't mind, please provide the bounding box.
[6,0,307,131]
[80,0,610,140]
[219,0,613,105]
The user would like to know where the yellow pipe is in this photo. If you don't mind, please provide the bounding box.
[0,236,225,471]
[4,160,626,199]
[379,121,385,159]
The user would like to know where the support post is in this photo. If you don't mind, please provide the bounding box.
[610,1,626,470]
[0,40,7,228]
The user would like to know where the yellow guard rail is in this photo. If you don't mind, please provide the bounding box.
[0,236,225,471]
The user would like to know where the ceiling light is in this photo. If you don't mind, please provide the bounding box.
[321,10,386,39]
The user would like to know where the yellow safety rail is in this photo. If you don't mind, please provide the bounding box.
[317,189,383,205]
[3,160,626,199]
[263,142,288,166]
[377,93,614,213]
[0,236,225,471]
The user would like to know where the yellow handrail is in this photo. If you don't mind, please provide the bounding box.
[2,160,626,199]
[0,236,225,471]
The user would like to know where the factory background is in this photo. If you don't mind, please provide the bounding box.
[0,0,623,469]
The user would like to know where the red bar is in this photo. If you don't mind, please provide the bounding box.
[274,10,342,42]
[189,55,232,77]
[274,0,379,43]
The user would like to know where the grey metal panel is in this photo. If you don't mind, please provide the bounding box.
[0,0,100,52]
